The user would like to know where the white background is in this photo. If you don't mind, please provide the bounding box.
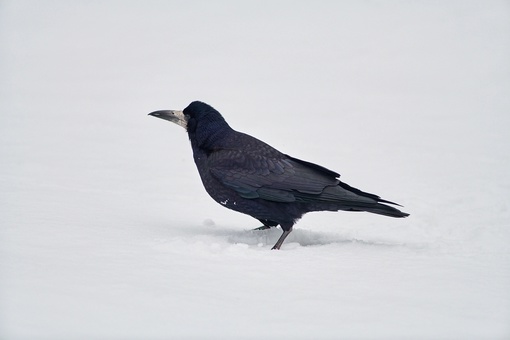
[1,1,509,339]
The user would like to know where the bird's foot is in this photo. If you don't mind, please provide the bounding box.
[253,225,272,231]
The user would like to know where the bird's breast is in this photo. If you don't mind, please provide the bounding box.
[193,150,235,204]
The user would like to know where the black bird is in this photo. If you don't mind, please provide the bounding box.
[149,101,409,249]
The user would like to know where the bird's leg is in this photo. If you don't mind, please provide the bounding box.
[271,228,293,250]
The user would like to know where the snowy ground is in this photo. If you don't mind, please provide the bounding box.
[1,1,510,339]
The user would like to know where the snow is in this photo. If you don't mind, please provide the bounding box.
[1,1,510,339]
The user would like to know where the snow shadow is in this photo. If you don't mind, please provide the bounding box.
[162,223,412,249]
[228,227,409,249]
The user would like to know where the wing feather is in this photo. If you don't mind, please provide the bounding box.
[208,149,340,202]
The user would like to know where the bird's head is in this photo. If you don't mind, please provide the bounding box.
[149,101,232,147]
[148,101,227,130]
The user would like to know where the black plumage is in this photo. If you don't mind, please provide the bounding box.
[149,101,409,249]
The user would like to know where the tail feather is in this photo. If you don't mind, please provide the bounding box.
[303,180,410,218]
[337,181,409,217]
[361,202,409,218]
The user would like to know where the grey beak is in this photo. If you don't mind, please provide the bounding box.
[148,110,188,129]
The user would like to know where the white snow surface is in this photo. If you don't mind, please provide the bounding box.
[1,1,510,339]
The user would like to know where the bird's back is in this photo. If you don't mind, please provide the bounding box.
[192,127,405,219]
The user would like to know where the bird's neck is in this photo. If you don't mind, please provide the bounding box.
[188,122,234,152]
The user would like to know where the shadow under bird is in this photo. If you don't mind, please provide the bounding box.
[149,101,409,249]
